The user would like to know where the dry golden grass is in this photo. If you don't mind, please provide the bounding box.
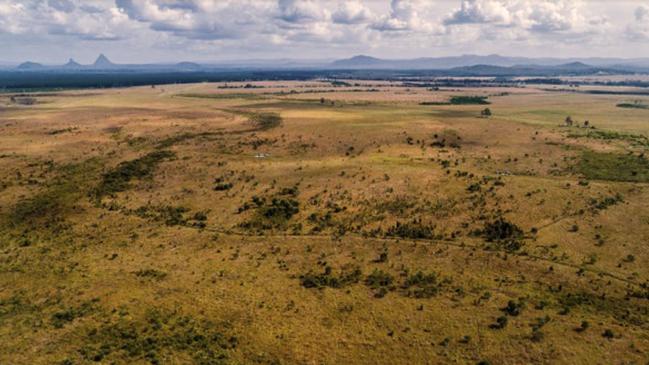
[0,81,647,364]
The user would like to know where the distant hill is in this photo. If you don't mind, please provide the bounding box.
[329,54,649,70]
[17,61,44,70]
[330,55,384,68]
[176,62,202,70]
[63,59,82,69]
[93,54,115,69]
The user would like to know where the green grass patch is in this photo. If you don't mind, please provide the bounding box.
[157,132,222,149]
[9,159,101,230]
[177,93,263,100]
[449,96,490,105]
[577,150,649,182]
[76,309,235,364]
[567,130,649,147]
[94,151,175,199]
[616,102,649,109]
[248,112,282,130]
[421,96,490,106]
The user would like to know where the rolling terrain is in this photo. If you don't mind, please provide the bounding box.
[0,81,648,364]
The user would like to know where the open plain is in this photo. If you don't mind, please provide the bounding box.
[1,81,648,364]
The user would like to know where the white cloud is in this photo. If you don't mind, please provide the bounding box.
[371,0,439,32]
[444,0,512,25]
[0,0,131,40]
[627,5,649,41]
[332,1,373,25]
[445,0,607,35]
[0,0,644,62]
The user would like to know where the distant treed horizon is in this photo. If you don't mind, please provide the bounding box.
[1,0,648,63]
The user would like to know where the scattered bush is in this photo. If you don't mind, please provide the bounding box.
[249,112,282,130]
[402,271,443,298]
[365,269,395,298]
[78,309,235,364]
[134,269,167,280]
[489,316,508,329]
[502,300,524,316]
[384,219,436,239]
[300,266,362,289]
[450,96,490,105]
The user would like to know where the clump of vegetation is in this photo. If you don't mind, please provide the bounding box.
[617,101,649,109]
[214,182,233,191]
[384,219,436,239]
[479,217,524,251]
[577,151,649,182]
[241,187,300,230]
[133,269,167,280]
[51,300,97,328]
[402,271,444,298]
[480,108,492,117]
[249,112,282,130]
[132,205,202,227]
[489,316,508,329]
[10,96,37,105]
[10,159,100,230]
[502,300,524,316]
[588,194,623,212]
[567,130,649,147]
[157,132,220,149]
[94,151,175,199]
[47,127,77,135]
[300,266,362,289]
[78,309,236,364]
[365,269,395,298]
[450,96,490,105]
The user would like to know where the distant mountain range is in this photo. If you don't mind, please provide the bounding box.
[328,54,649,70]
[9,53,649,76]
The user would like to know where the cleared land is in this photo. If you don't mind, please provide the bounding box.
[0,81,648,364]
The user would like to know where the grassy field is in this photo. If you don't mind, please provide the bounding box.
[0,81,648,364]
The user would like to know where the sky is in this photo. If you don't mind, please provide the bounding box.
[1,0,649,64]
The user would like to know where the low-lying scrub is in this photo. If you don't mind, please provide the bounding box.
[76,309,235,364]
[402,271,445,298]
[94,150,175,199]
[365,269,395,298]
[9,159,100,231]
[240,188,299,230]
[131,205,207,228]
[249,112,282,130]
[383,219,436,239]
[300,266,362,289]
[478,217,524,252]
[567,130,649,147]
[577,151,649,182]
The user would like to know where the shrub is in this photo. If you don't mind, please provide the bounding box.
[249,112,282,130]
[450,96,490,105]
[134,269,167,280]
[51,300,96,329]
[575,320,589,332]
[300,266,362,289]
[489,316,508,329]
[502,300,524,316]
[214,182,233,191]
[483,218,523,242]
[384,219,436,239]
[365,269,395,298]
[402,271,442,298]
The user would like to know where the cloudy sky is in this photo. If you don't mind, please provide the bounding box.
[1,0,649,64]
